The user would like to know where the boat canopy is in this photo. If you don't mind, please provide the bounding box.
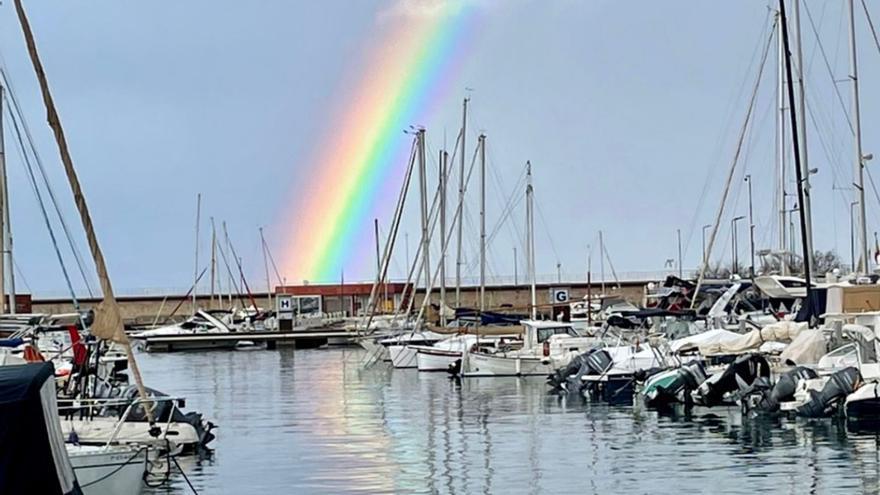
[0,363,81,495]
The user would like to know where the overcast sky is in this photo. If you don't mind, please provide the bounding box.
[2,0,880,296]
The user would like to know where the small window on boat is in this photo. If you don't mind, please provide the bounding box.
[537,327,575,343]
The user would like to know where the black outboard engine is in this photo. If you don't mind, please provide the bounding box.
[121,386,217,454]
[740,366,819,413]
[796,367,860,418]
[547,349,596,390]
[546,349,612,393]
[692,353,770,407]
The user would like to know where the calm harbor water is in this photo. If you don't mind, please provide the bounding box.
[141,346,880,494]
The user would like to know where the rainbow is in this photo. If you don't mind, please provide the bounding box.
[280,2,481,283]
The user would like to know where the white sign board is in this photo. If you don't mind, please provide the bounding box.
[277,295,294,320]
[550,288,570,304]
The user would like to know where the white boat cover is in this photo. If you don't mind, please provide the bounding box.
[779,329,828,366]
[669,329,743,354]
[699,321,807,356]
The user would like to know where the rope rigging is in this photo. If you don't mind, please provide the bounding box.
[0,64,97,298]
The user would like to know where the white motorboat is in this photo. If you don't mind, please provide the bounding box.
[132,310,239,351]
[68,444,150,495]
[459,320,598,377]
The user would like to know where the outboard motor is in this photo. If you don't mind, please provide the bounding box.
[547,349,596,390]
[121,386,217,454]
[692,353,770,407]
[547,349,613,393]
[741,366,819,413]
[642,360,708,407]
[796,367,860,418]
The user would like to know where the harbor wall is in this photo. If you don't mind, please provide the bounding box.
[31,281,649,325]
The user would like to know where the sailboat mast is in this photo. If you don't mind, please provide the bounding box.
[211,218,219,308]
[779,0,812,305]
[418,129,431,310]
[526,161,536,320]
[479,134,486,314]
[776,12,788,273]
[793,0,814,270]
[0,85,6,314]
[455,98,468,308]
[439,150,447,326]
[210,218,216,309]
[599,230,606,293]
[848,0,869,273]
[192,193,201,313]
[0,86,12,314]
[224,221,233,306]
[260,227,272,311]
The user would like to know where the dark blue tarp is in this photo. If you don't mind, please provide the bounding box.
[0,338,24,348]
[0,363,82,495]
[454,308,527,326]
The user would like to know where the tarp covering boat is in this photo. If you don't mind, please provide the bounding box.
[698,321,807,356]
[0,363,81,495]
[669,329,743,354]
[778,329,827,365]
[453,308,528,326]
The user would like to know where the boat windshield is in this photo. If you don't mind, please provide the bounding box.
[536,327,578,343]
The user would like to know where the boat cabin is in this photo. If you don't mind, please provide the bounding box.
[521,320,579,351]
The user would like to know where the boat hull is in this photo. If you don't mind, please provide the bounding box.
[846,382,880,424]
[69,446,148,495]
[416,348,461,372]
[388,345,417,368]
[62,417,198,454]
[138,337,240,352]
[462,351,551,377]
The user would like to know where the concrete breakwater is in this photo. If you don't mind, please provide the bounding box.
[31,280,650,327]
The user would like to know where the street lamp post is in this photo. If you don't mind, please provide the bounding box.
[731,216,745,275]
[744,175,756,277]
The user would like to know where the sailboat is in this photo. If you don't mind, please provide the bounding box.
[454,163,599,377]
[4,0,211,490]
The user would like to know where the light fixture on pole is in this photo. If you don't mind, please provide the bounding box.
[731,216,745,275]
[744,175,756,277]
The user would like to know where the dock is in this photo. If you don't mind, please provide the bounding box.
[133,329,360,352]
